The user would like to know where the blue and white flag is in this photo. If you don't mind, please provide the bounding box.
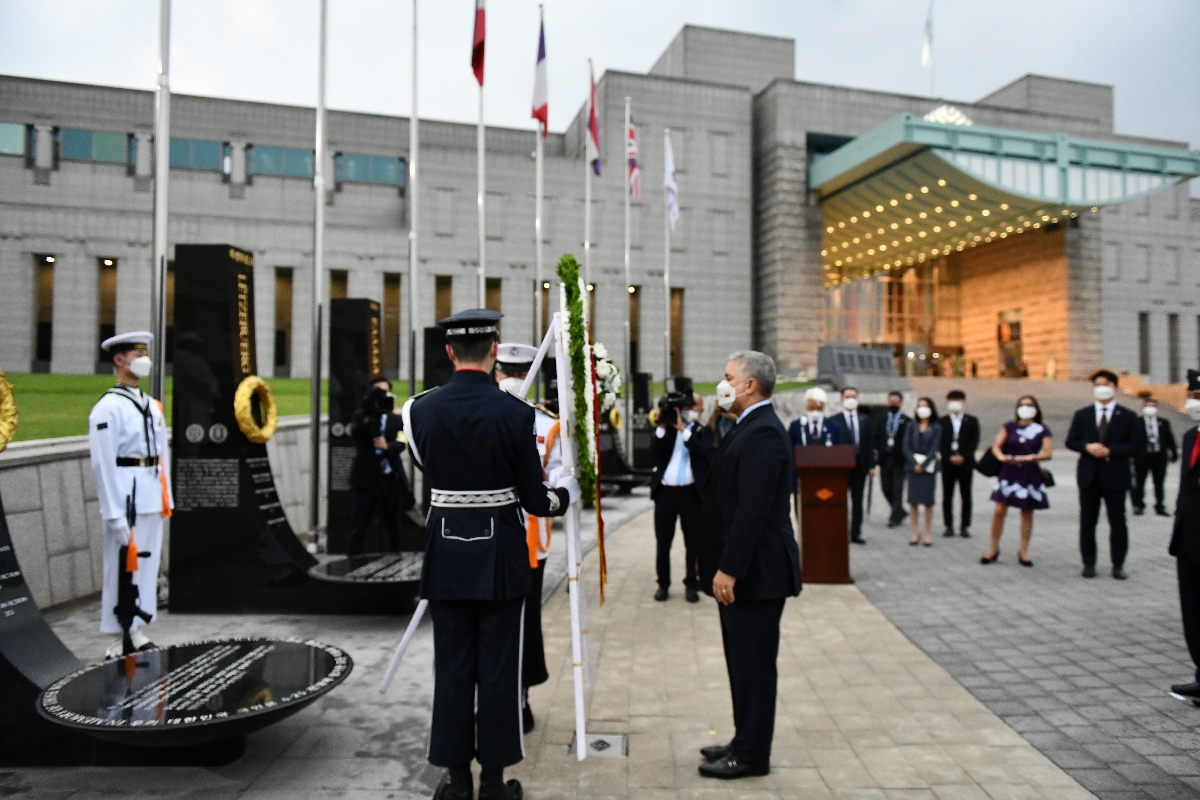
[663,133,678,231]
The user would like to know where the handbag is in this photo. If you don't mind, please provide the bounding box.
[975,449,1001,478]
[1040,466,1056,487]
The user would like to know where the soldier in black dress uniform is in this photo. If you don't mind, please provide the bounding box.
[1170,370,1200,704]
[402,309,579,800]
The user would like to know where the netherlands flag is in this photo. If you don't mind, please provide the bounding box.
[531,14,548,135]
[626,119,640,199]
[586,62,601,176]
[471,0,485,86]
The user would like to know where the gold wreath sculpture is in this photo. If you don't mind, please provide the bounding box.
[0,369,17,452]
[233,375,278,444]
[609,406,623,430]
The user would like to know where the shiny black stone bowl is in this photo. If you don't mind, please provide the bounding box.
[308,552,423,607]
[37,637,352,748]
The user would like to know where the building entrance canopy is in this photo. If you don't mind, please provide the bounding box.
[810,114,1200,287]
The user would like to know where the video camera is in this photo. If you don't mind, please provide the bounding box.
[655,376,694,428]
[361,385,395,418]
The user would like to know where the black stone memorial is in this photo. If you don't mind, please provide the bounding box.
[423,326,453,389]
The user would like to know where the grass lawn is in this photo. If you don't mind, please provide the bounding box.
[2,374,331,443]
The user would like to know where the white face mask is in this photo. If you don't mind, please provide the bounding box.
[1017,404,1037,420]
[716,379,739,411]
[1186,398,1200,421]
[128,355,153,379]
[808,409,824,422]
[498,377,524,396]
[842,397,859,411]
[947,400,963,414]
[915,406,932,419]
[683,409,699,423]
[1143,405,1158,417]
[1093,384,1115,402]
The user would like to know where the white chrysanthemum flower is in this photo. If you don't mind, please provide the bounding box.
[593,342,608,359]
[596,361,611,378]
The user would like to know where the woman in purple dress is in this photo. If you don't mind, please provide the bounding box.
[981,395,1053,567]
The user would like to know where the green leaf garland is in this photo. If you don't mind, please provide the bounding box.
[556,254,598,506]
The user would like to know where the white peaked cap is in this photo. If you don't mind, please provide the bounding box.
[496,342,539,367]
[100,330,154,353]
[804,387,828,405]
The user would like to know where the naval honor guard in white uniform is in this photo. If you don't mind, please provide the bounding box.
[88,332,173,659]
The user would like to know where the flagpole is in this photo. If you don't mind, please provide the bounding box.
[663,127,671,384]
[149,0,171,401]
[535,126,544,339]
[623,96,632,459]
[407,0,419,400]
[309,0,327,540]
[583,60,592,298]
[477,83,486,307]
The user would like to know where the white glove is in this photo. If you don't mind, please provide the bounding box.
[104,518,131,547]
[555,475,581,505]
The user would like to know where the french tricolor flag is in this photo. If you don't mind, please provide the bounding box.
[531,14,548,135]
[471,0,485,86]
[587,63,600,176]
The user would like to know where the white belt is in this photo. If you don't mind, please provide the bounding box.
[430,487,518,508]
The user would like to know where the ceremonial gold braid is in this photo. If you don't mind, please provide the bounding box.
[233,375,278,444]
[0,369,16,452]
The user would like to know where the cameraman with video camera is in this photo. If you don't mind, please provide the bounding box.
[651,377,715,603]
[347,376,414,556]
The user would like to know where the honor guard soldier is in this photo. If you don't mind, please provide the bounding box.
[495,342,562,734]
[1169,370,1200,704]
[403,310,579,800]
[88,332,173,659]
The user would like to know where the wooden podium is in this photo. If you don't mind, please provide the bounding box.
[794,444,857,584]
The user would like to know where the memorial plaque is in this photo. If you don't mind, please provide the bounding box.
[38,638,351,748]
[169,244,377,614]
[308,552,422,608]
[326,298,383,554]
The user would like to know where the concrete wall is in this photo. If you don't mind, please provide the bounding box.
[0,416,320,610]
[649,25,794,94]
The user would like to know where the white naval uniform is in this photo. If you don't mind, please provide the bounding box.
[530,407,563,562]
[87,384,173,635]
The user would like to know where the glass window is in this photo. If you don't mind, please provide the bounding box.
[337,153,370,183]
[0,122,26,156]
[169,137,191,167]
[93,131,127,162]
[369,155,398,184]
[191,140,221,170]
[60,128,94,160]
[252,145,283,175]
[283,148,313,177]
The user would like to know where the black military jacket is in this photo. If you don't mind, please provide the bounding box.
[408,369,568,601]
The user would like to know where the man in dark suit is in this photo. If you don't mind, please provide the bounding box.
[1133,392,1178,517]
[650,391,714,603]
[1065,369,1143,579]
[828,386,873,544]
[939,389,980,538]
[875,391,910,528]
[697,351,802,780]
[788,387,841,447]
[1169,371,1200,702]
[347,377,414,556]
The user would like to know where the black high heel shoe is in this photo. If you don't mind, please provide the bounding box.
[1018,555,1033,567]
[980,551,999,564]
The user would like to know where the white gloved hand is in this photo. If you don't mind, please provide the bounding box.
[104,518,131,547]
[555,475,581,505]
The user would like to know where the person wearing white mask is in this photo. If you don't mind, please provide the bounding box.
[829,387,873,544]
[1132,392,1177,517]
[88,332,173,659]
[981,395,1053,567]
[903,397,942,546]
[939,390,980,538]
[788,386,840,448]
[1065,369,1141,579]
[1168,370,1200,703]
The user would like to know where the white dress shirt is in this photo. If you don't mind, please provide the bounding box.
[949,412,963,437]
[655,425,694,486]
[842,410,861,445]
[737,399,772,424]
[1095,401,1115,427]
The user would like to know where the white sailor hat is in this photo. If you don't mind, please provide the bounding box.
[101,331,154,355]
[438,308,503,338]
[496,342,538,369]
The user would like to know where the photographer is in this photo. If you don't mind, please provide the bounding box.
[347,376,413,556]
[651,380,714,603]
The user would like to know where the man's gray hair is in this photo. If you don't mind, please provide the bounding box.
[728,350,777,398]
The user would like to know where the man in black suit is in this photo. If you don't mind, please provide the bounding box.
[1133,392,1178,517]
[1169,371,1200,702]
[1065,369,1143,579]
[875,391,910,528]
[347,377,414,556]
[650,391,714,603]
[697,351,802,780]
[939,389,980,538]
[828,386,873,544]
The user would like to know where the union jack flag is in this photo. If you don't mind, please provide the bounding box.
[626,119,640,199]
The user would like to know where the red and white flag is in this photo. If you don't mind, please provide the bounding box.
[626,119,640,199]
[471,0,486,86]
[586,62,600,176]
[531,13,547,135]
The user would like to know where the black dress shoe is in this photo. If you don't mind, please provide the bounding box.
[850,536,866,545]
[478,779,522,800]
[1157,506,1173,517]
[654,587,668,602]
[943,528,955,538]
[1133,506,1145,516]
[1112,566,1128,580]
[1081,565,1097,578]
[699,744,730,762]
[685,588,700,603]
[432,773,473,800]
[960,529,971,539]
[698,753,769,779]
[887,519,900,529]
[523,701,534,734]
[1170,682,1200,700]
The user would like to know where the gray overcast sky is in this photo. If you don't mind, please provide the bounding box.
[1,0,1197,190]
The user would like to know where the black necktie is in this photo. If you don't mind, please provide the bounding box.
[1098,408,1109,443]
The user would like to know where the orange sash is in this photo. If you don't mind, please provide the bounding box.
[526,420,561,567]
[154,400,172,519]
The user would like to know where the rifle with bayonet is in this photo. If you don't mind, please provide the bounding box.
[115,481,151,656]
